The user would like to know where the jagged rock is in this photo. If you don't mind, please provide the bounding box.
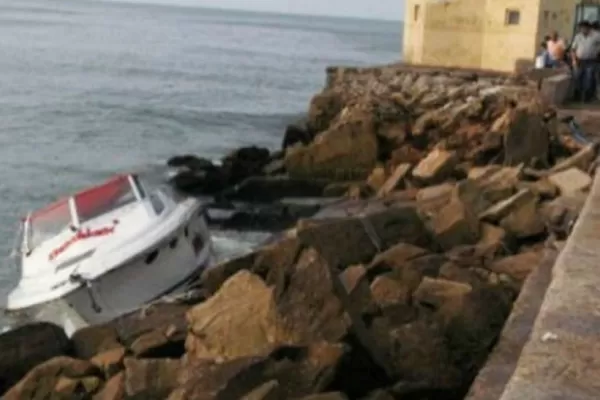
[499,194,546,238]
[124,357,181,398]
[0,322,69,396]
[221,146,271,185]
[285,107,378,180]
[367,166,387,192]
[471,165,521,202]
[283,118,313,150]
[489,251,543,290]
[72,304,189,359]
[517,178,558,199]
[241,380,280,400]
[496,101,550,166]
[548,167,592,195]
[340,265,377,315]
[186,270,296,361]
[415,182,455,216]
[171,342,346,399]
[167,154,214,170]
[430,195,480,251]
[549,144,596,173]
[370,274,410,308]
[367,242,430,275]
[479,189,537,222]
[412,149,458,185]
[3,357,102,400]
[93,372,124,400]
[91,347,126,379]
[377,163,411,197]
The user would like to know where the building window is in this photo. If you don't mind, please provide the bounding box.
[543,10,549,24]
[505,9,520,25]
[414,5,420,21]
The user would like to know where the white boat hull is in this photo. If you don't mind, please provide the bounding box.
[65,212,211,325]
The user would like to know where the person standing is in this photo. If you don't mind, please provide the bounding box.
[571,21,600,102]
[546,31,566,67]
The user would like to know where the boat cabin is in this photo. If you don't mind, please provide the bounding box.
[21,174,166,255]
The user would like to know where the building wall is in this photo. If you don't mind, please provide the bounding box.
[402,0,597,72]
[480,0,541,72]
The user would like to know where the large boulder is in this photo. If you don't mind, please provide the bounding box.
[0,322,69,396]
[169,342,346,399]
[285,107,378,180]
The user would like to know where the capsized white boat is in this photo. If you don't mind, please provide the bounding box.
[2,172,212,333]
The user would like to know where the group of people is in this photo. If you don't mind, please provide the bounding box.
[537,21,600,103]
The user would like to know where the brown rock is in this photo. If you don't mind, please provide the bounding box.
[370,274,410,308]
[412,149,458,185]
[3,356,102,400]
[472,165,521,202]
[322,181,364,197]
[452,179,492,215]
[489,251,543,288]
[124,357,181,398]
[367,166,387,192]
[499,194,546,238]
[307,89,345,133]
[296,203,430,270]
[497,102,550,166]
[549,144,596,174]
[430,197,480,251]
[93,372,125,400]
[285,107,378,180]
[241,380,280,400]
[413,277,473,323]
[91,347,126,378]
[548,167,592,195]
[477,223,512,258]
[299,393,349,400]
[0,322,69,396]
[516,178,558,199]
[340,265,377,315]
[415,182,455,216]
[129,326,185,359]
[72,304,189,358]
[170,342,346,400]
[367,242,430,275]
[186,270,295,361]
[479,188,537,222]
[377,163,411,197]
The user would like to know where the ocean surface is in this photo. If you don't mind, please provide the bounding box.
[0,0,400,327]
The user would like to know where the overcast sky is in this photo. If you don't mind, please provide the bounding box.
[117,0,404,20]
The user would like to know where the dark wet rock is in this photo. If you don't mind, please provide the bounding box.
[3,356,103,400]
[0,322,70,396]
[220,176,334,202]
[167,154,214,171]
[283,118,313,150]
[221,146,271,186]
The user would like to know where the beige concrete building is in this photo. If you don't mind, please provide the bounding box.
[403,0,600,72]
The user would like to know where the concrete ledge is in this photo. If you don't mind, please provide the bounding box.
[465,245,557,400]
[497,169,600,399]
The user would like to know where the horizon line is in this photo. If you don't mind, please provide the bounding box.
[97,0,405,23]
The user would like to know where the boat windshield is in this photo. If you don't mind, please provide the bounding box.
[27,199,72,250]
[74,175,137,223]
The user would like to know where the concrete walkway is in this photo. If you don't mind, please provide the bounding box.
[498,169,600,399]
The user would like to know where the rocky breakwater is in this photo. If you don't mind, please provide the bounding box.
[1,65,597,399]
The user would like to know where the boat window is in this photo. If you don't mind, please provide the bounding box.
[74,176,137,223]
[27,199,72,250]
[149,192,165,215]
[145,249,159,264]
